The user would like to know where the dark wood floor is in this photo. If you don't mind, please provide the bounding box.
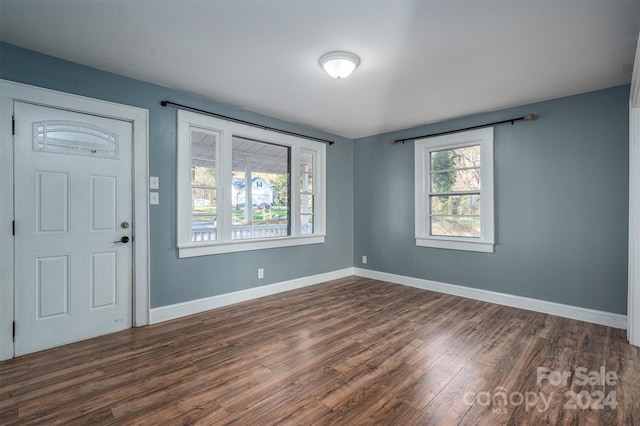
[1,277,639,425]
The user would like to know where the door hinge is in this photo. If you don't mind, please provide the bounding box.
[12,321,15,341]
[12,220,15,236]
[12,115,15,136]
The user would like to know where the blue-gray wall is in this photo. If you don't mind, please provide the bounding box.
[1,43,630,315]
[354,86,629,314]
[0,42,354,308]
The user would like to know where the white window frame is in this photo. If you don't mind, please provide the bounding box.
[177,110,326,258]
[414,127,494,253]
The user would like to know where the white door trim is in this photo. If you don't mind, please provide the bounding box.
[0,79,150,360]
[630,105,640,346]
[629,33,640,347]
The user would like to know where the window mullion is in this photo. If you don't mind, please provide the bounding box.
[219,129,233,243]
[430,214,481,217]
[290,147,300,236]
[245,156,253,228]
[313,149,322,235]
[428,190,481,196]
[307,150,316,235]
[430,165,480,174]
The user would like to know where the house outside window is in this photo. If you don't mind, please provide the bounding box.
[177,110,326,258]
[414,127,494,253]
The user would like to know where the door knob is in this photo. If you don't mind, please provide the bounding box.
[114,236,129,244]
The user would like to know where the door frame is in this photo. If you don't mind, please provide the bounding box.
[0,80,150,360]
[630,104,639,346]
[629,33,640,347]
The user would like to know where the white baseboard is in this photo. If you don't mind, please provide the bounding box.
[353,268,627,329]
[150,267,355,324]
[150,266,627,330]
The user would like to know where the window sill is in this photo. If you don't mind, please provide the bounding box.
[416,237,494,253]
[178,235,326,258]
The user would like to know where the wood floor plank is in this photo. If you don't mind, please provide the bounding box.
[313,383,395,425]
[1,276,639,425]
[119,386,230,426]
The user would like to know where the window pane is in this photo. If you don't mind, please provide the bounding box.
[192,188,216,214]
[430,145,480,171]
[300,150,314,193]
[33,120,119,159]
[270,174,289,208]
[191,129,216,186]
[232,137,290,240]
[301,214,314,235]
[192,166,215,186]
[300,174,313,193]
[301,194,314,214]
[249,171,274,209]
[231,168,247,227]
[252,204,289,226]
[192,215,217,242]
[430,194,480,216]
[430,168,481,193]
[431,216,481,238]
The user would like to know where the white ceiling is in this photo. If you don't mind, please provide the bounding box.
[1,1,639,139]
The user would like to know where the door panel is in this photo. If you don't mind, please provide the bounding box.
[90,251,118,309]
[90,175,118,232]
[14,101,133,356]
[35,255,70,320]
[36,171,70,234]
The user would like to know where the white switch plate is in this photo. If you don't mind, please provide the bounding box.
[150,192,159,205]
[150,176,159,190]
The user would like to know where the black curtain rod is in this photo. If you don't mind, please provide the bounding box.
[160,100,335,145]
[390,113,536,145]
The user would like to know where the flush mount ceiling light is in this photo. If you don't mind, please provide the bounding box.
[319,51,360,79]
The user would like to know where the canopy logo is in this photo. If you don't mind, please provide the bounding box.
[463,366,618,415]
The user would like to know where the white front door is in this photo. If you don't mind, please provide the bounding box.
[14,101,133,356]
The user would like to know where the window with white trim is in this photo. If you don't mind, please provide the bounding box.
[414,127,494,253]
[177,110,326,258]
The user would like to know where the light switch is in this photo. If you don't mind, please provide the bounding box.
[150,176,159,190]
[150,192,159,205]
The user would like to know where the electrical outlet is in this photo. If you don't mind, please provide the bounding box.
[258,268,264,279]
[362,255,367,264]
[149,192,159,205]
